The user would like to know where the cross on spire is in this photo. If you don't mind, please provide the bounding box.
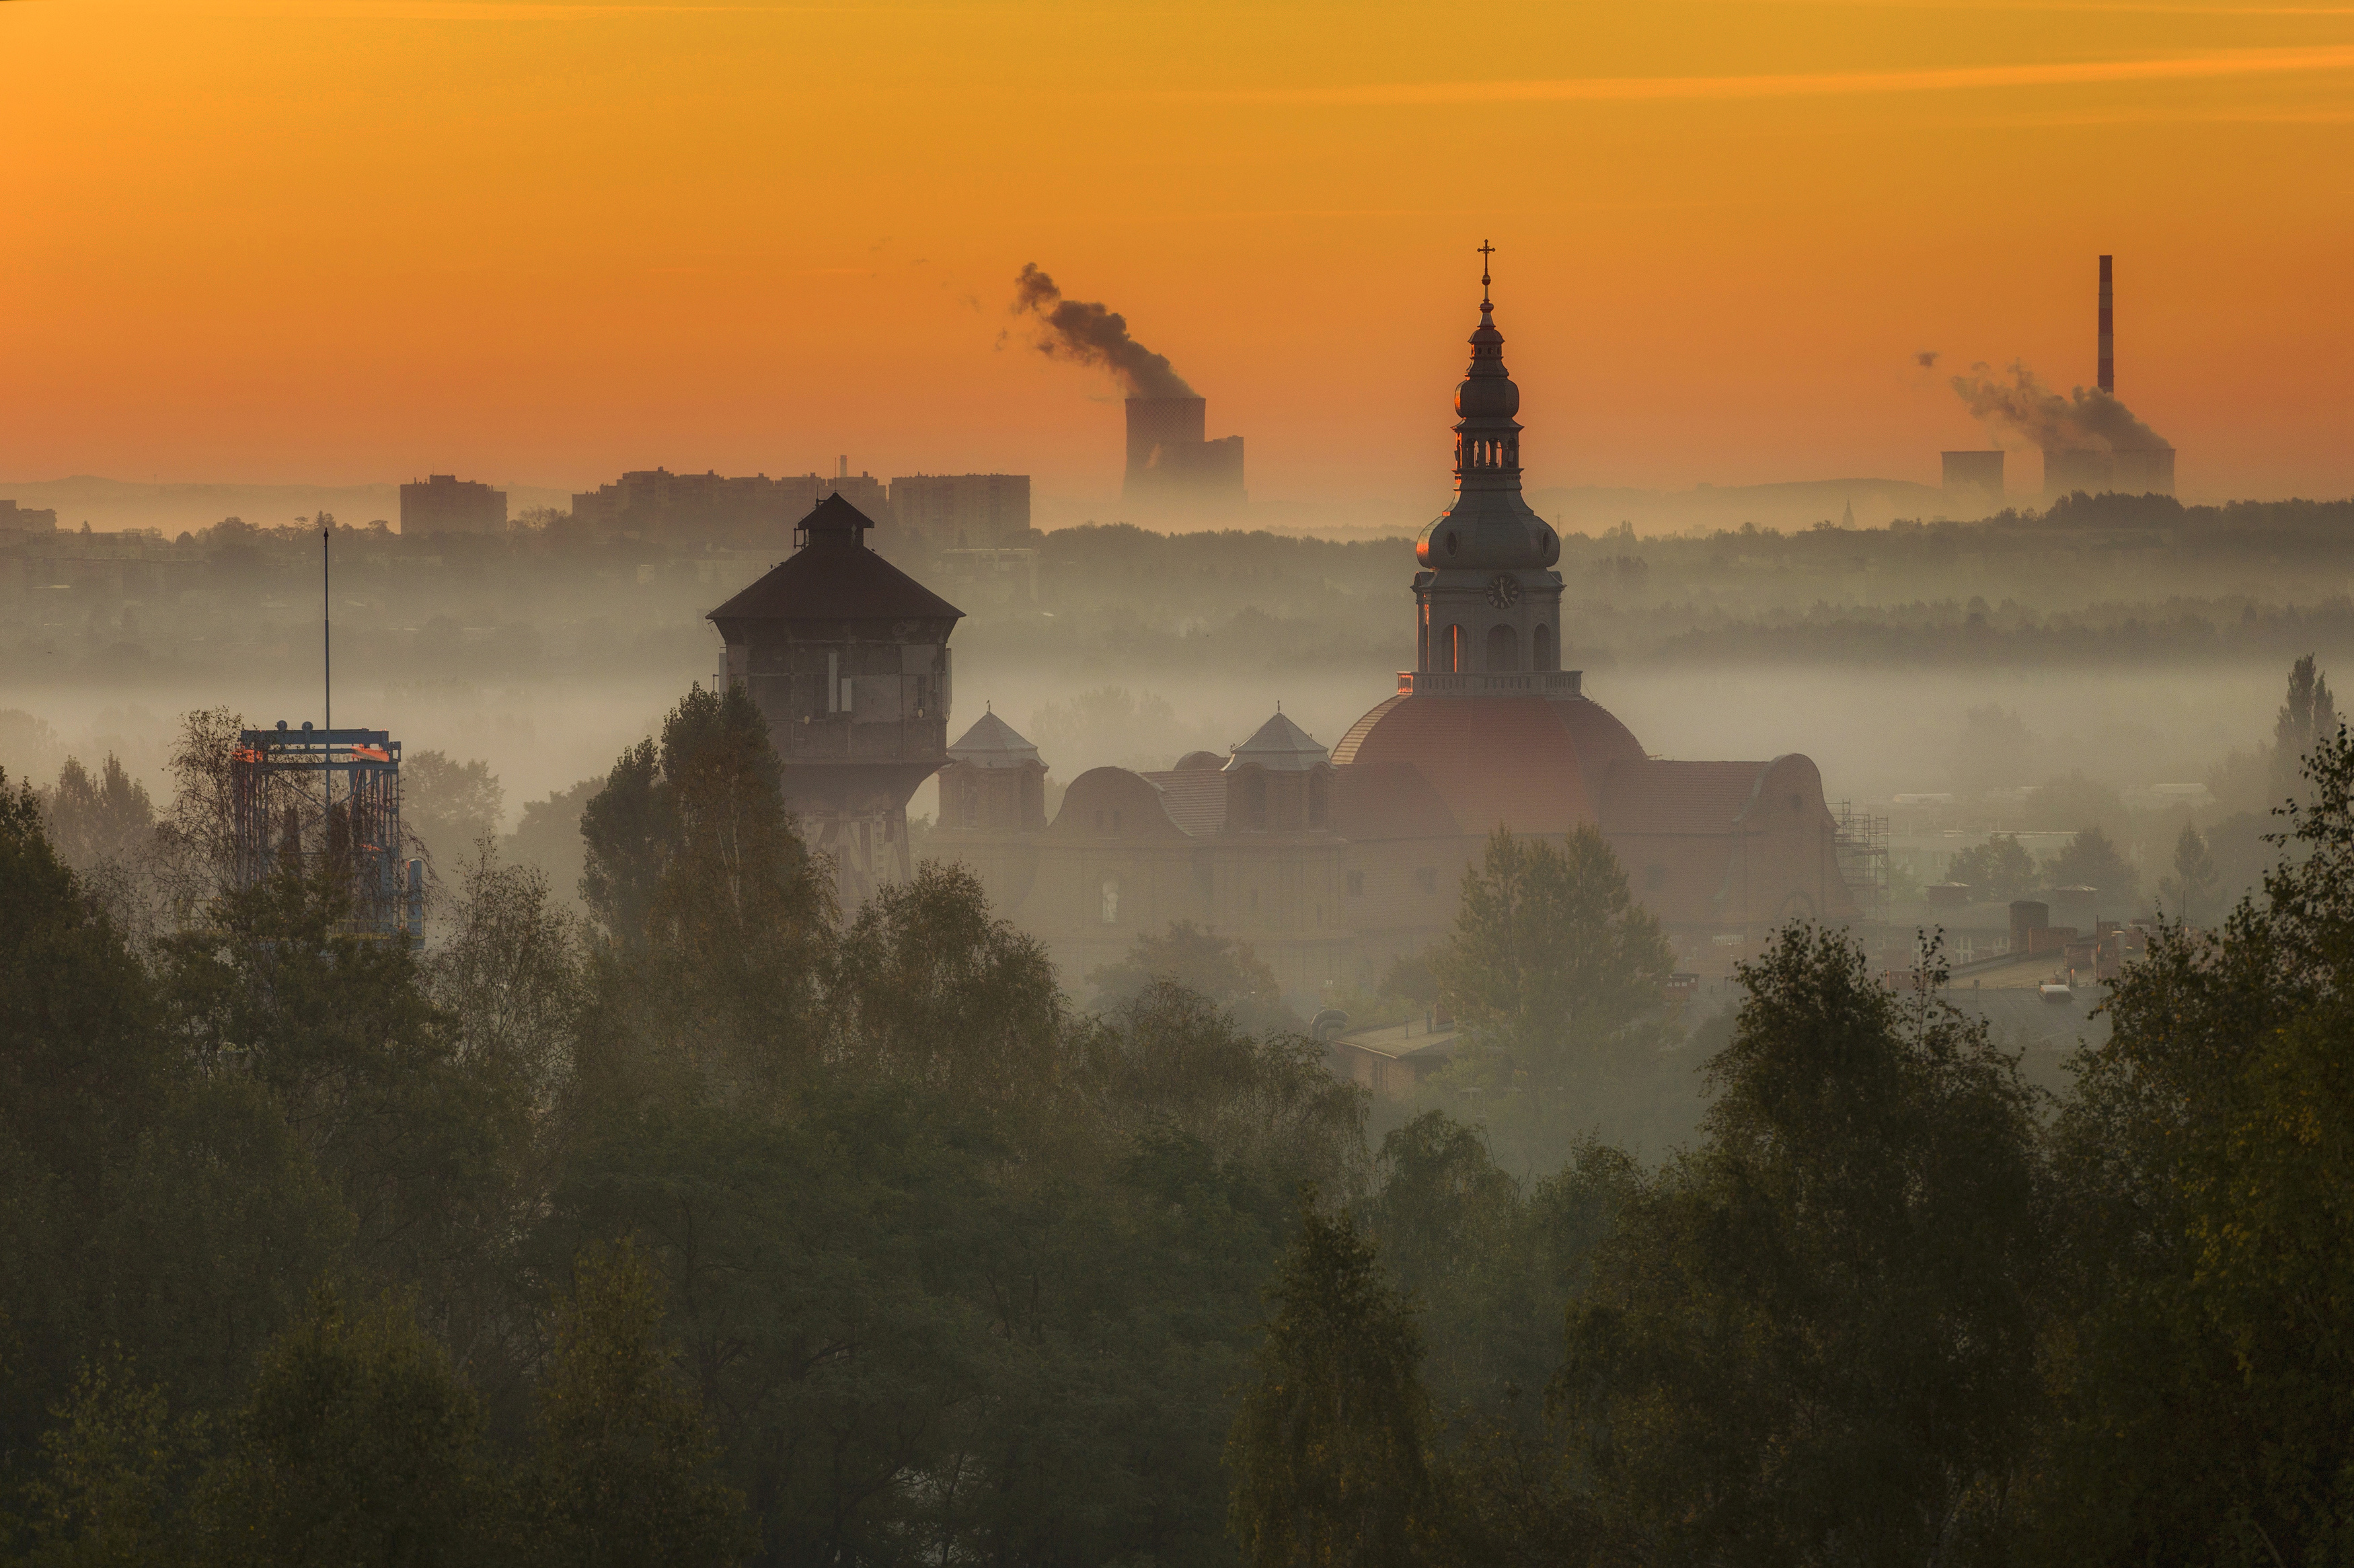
[1477,239,1495,304]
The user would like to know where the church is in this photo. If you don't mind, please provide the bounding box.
[927,274,1858,1003]
[710,270,1858,1008]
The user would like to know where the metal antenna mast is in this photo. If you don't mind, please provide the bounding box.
[323,525,332,735]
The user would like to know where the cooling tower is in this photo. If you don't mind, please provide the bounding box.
[2045,448,2111,498]
[1942,450,2005,510]
[1123,395,1245,514]
[1125,397,1207,486]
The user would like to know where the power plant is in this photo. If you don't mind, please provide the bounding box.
[2043,254,2175,499]
[1942,449,2006,511]
[1123,395,1246,516]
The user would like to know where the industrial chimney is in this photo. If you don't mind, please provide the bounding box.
[2098,255,2114,396]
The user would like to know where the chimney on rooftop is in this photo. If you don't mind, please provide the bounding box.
[2098,255,2114,396]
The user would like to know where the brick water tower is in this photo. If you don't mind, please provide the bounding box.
[708,493,964,904]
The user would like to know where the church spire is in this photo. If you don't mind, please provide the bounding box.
[1413,247,1559,575]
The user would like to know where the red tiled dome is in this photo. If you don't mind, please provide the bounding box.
[1330,695,1646,839]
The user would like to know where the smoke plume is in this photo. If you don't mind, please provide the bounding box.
[1012,264,1194,398]
[1950,360,2169,452]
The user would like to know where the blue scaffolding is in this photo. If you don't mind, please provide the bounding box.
[230,721,423,945]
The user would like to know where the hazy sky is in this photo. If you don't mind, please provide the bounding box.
[4,0,2351,508]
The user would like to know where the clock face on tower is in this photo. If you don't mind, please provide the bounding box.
[1486,574,1521,609]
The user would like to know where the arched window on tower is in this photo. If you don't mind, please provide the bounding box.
[1486,623,1518,672]
[1446,624,1466,672]
[1534,622,1557,671]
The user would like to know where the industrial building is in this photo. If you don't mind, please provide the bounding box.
[1123,395,1246,517]
[2043,255,2176,499]
[921,272,1860,1005]
[230,719,423,943]
[398,475,506,536]
[1942,450,2005,512]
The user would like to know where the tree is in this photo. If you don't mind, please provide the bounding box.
[2044,824,2137,905]
[402,751,503,872]
[38,755,154,876]
[1556,929,2045,1565]
[2155,822,2219,926]
[832,861,1067,1109]
[2035,721,2354,1563]
[190,1290,504,1568]
[1427,826,1675,1109]
[523,1241,747,1568]
[1083,981,1369,1200]
[576,684,832,1099]
[1946,832,2037,902]
[1088,919,1300,1034]
[14,1356,192,1568]
[1949,704,2039,795]
[1227,1194,1443,1568]
[2271,651,2337,802]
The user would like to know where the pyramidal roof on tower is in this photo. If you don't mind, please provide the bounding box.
[1224,710,1329,772]
[707,494,964,627]
[946,709,1042,769]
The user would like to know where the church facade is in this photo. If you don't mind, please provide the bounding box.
[921,278,1858,1005]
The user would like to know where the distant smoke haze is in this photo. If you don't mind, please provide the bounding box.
[1950,360,2170,452]
[1013,264,1194,398]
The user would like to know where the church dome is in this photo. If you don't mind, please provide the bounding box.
[1329,695,1646,838]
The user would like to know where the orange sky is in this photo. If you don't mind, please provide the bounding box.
[3,0,2351,514]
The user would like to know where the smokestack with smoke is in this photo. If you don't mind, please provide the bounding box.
[1949,361,2170,454]
[1012,264,1194,398]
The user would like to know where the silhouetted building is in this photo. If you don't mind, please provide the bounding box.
[399,475,506,536]
[929,273,1858,1006]
[1123,396,1245,516]
[2044,448,2111,498]
[1942,450,2005,510]
[0,500,57,535]
[572,462,897,545]
[889,473,1031,547]
[708,494,962,903]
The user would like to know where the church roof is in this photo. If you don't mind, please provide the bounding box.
[707,495,964,627]
[1224,710,1328,773]
[1141,768,1227,836]
[1330,694,1646,840]
[1598,759,1774,836]
[946,710,1042,769]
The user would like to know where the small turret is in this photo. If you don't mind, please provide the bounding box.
[941,709,1048,832]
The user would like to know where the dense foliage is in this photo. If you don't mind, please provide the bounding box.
[14,676,2354,1565]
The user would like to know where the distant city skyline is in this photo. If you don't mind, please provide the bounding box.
[3,1,2351,504]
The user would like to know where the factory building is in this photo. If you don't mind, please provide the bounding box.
[924,272,1858,1005]
[398,475,506,536]
[2043,255,2175,499]
[1123,395,1246,517]
[1942,450,2005,512]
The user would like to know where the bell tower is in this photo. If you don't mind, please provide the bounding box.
[1405,245,1573,696]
